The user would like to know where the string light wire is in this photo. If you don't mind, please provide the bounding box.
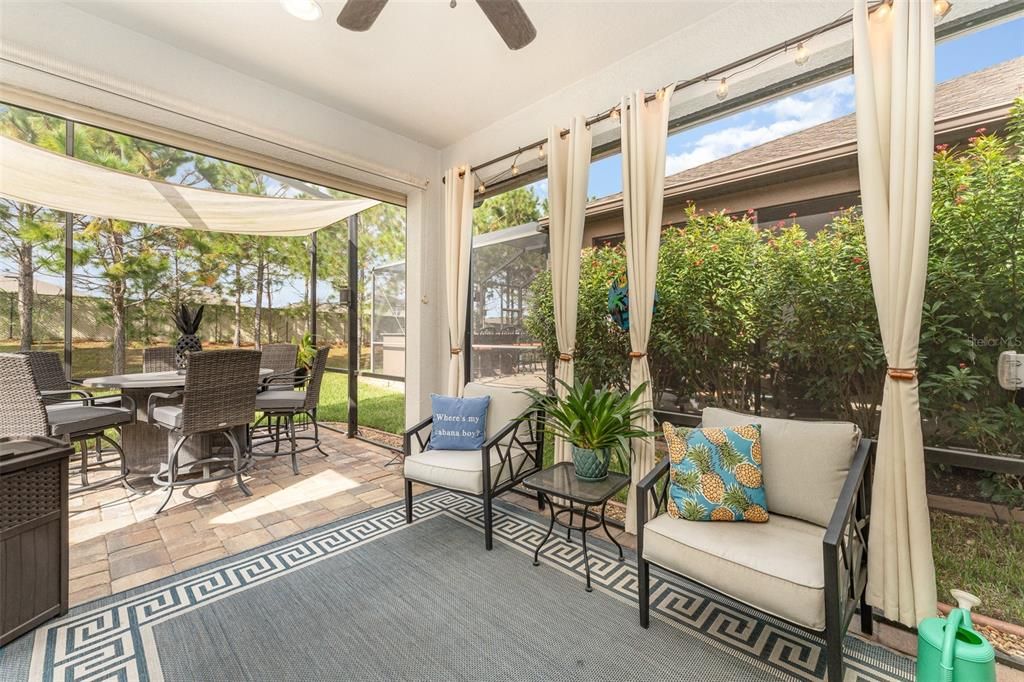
[461,0,947,193]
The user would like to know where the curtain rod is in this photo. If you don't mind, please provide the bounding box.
[447,2,883,185]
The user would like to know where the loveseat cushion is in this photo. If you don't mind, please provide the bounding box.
[663,422,767,522]
[701,408,860,527]
[643,512,827,630]
[404,447,530,495]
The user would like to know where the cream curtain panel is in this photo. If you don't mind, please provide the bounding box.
[854,0,937,627]
[444,165,474,396]
[0,136,378,237]
[547,116,592,465]
[620,90,671,535]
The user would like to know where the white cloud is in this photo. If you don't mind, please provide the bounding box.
[665,76,854,176]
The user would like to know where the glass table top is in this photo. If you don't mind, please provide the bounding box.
[523,462,630,505]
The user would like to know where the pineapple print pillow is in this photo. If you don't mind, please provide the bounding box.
[663,422,768,523]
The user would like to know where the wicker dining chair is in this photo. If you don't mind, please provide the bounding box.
[0,353,135,494]
[147,349,262,513]
[259,343,298,392]
[17,351,120,406]
[142,346,177,373]
[251,346,330,474]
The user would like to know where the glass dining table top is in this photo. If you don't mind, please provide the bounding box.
[82,368,273,389]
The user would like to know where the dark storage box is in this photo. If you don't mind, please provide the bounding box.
[0,437,73,645]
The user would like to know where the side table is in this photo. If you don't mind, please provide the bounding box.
[522,462,628,592]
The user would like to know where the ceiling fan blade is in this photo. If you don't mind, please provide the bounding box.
[337,0,389,31]
[476,0,536,50]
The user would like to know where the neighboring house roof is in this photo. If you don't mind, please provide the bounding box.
[581,56,1024,218]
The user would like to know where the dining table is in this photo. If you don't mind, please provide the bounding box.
[82,368,273,476]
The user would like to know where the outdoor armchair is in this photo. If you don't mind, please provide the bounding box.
[258,343,299,392]
[403,382,546,550]
[0,352,136,494]
[635,408,873,682]
[147,349,262,513]
[251,346,330,474]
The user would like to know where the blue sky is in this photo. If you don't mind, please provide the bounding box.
[531,16,1024,202]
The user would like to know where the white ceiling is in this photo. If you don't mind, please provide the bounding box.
[66,0,730,147]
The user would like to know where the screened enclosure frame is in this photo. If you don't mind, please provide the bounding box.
[3,108,404,445]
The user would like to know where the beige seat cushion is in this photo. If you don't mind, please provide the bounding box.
[643,512,827,630]
[404,447,529,495]
[701,407,860,527]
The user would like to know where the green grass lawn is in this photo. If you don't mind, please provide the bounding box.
[317,372,405,435]
[931,510,1024,625]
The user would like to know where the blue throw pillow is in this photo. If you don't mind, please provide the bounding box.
[427,394,490,451]
[663,422,768,522]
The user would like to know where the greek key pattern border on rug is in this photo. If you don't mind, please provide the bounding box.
[28,491,910,682]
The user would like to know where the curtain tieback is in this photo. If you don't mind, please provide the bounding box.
[558,353,574,362]
[887,367,917,381]
[450,347,462,356]
[629,351,647,359]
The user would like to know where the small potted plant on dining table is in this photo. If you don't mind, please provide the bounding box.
[521,378,655,481]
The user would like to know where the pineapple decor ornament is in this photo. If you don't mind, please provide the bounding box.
[663,421,768,523]
[173,304,205,370]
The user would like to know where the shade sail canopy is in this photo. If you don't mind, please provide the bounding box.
[0,135,379,236]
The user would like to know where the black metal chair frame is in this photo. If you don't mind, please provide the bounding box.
[636,435,874,682]
[403,407,546,550]
[148,392,251,514]
[147,350,262,514]
[48,394,138,495]
[250,347,330,475]
[17,350,135,494]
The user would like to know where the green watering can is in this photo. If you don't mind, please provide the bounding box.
[917,590,996,682]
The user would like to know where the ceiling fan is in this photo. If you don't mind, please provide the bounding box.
[336,0,537,50]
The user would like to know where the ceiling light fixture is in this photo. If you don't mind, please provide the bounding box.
[280,0,322,21]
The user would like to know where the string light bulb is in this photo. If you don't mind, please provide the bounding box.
[656,88,667,100]
[794,42,810,66]
[477,181,486,194]
[874,0,892,18]
[610,107,620,120]
[511,164,519,176]
[715,78,729,101]
[933,0,952,19]
[538,144,545,160]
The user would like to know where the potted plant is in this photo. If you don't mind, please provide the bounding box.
[294,331,317,379]
[521,378,655,481]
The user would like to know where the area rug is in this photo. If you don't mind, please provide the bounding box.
[0,491,913,681]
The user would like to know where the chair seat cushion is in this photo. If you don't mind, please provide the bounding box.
[643,512,827,630]
[404,447,530,495]
[255,391,306,411]
[46,404,133,436]
[152,405,183,430]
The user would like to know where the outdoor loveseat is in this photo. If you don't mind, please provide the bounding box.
[403,382,545,550]
[636,408,873,682]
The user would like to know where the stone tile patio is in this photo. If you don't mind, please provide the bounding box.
[67,428,415,606]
